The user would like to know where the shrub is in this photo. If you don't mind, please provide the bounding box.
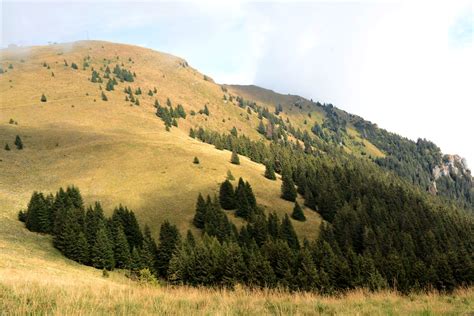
[14,135,23,150]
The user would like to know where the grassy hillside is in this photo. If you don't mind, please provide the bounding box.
[1,41,473,314]
[227,84,385,159]
[0,40,322,242]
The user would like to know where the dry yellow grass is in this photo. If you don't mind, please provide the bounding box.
[2,266,473,315]
[0,40,472,315]
[0,40,321,241]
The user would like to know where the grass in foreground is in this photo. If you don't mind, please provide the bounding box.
[1,270,472,315]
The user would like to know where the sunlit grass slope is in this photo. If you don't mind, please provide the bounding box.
[0,40,472,315]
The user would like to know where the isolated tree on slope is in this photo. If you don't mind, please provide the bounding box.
[231,149,240,165]
[264,162,276,180]
[15,135,23,150]
[291,202,306,221]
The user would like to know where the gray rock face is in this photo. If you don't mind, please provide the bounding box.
[433,155,471,179]
[429,154,472,195]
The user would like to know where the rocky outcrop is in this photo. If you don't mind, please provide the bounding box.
[429,155,471,195]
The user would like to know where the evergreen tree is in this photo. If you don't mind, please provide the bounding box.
[280,214,300,250]
[291,202,306,221]
[281,169,297,202]
[257,120,266,135]
[101,92,108,101]
[75,232,90,264]
[25,192,50,233]
[84,202,105,252]
[235,178,251,219]
[193,193,207,229]
[264,162,276,180]
[130,247,144,275]
[203,105,210,116]
[14,135,23,150]
[231,149,240,165]
[219,180,235,210]
[4,143,10,151]
[112,223,131,269]
[40,94,47,102]
[141,225,158,274]
[193,156,200,164]
[226,170,235,181]
[296,248,319,291]
[105,79,114,91]
[189,128,196,138]
[111,206,143,250]
[156,221,181,278]
[91,222,115,270]
[222,242,246,288]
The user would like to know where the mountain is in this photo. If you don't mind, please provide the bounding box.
[227,84,473,210]
[1,41,473,312]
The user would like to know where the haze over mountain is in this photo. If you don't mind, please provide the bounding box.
[2,1,473,164]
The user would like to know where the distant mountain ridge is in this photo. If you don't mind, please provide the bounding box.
[227,84,473,210]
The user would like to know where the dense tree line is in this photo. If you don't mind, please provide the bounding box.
[191,126,474,292]
[19,179,473,293]
[352,112,473,210]
[19,187,180,277]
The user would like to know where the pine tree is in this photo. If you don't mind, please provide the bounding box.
[203,105,210,116]
[231,149,240,165]
[193,193,207,229]
[222,242,246,288]
[40,94,47,102]
[189,128,196,138]
[14,135,23,150]
[257,120,266,135]
[296,248,319,291]
[91,222,115,270]
[235,178,251,219]
[226,170,235,181]
[291,202,306,221]
[141,225,158,273]
[280,214,300,250]
[111,206,143,250]
[4,143,10,151]
[25,192,50,233]
[193,156,200,164]
[130,247,144,275]
[112,223,131,269]
[219,180,236,210]
[281,169,297,202]
[264,162,276,180]
[267,212,281,240]
[84,202,105,252]
[156,221,181,278]
[75,231,90,264]
[101,92,108,101]
[106,79,114,91]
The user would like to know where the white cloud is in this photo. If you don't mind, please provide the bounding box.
[2,0,473,162]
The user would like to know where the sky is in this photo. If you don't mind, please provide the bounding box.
[1,0,473,165]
